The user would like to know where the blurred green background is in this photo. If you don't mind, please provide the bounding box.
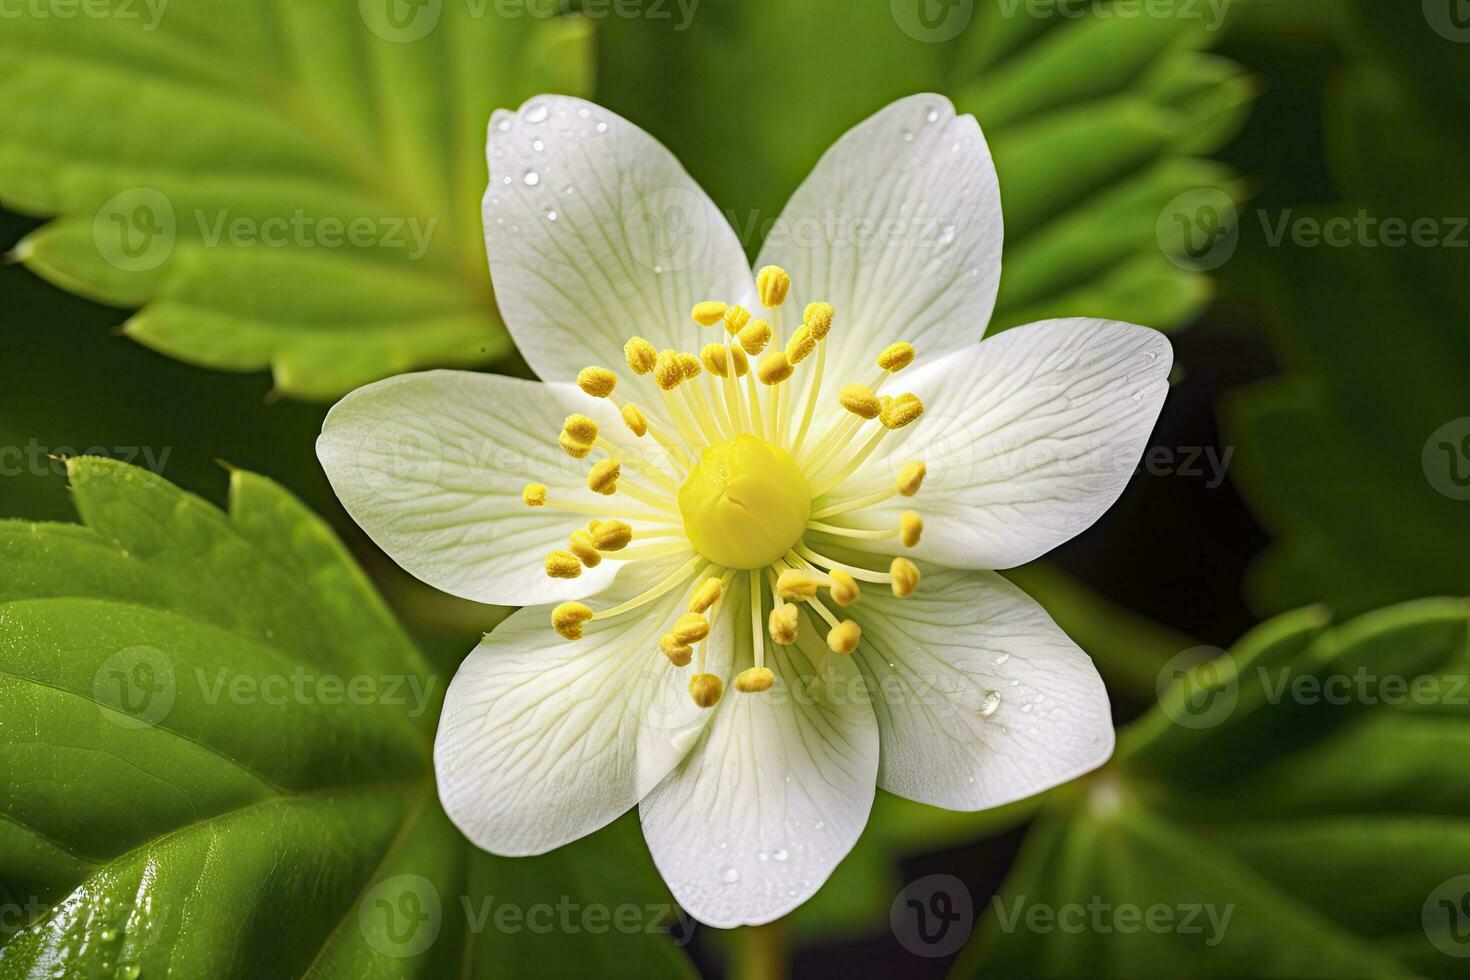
[1,0,1467,976]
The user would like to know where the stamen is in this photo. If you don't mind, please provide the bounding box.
[590,520,634,552]
[804,302,835,340]
[735,666,775,692]
[660,633,694,667]
[725,304,752,336]
[785,324,817,365]
[654,349,685,391]
[545,550,583,579]
[625,336,658,375]
[880,393,924,429]
[776,568,826,600]
[805,520,897,540]
[559,414,598,458]
[700,342,748,378]
[790,334,827,455]
[522,483,547,507]
[768,602,799,645]
[756,266,791,308]
[828,570,861,607]
[838,383,881,419]
[877,341,916,372]
[671,612,710,644]
[692,300,729,327]
[897,460,927,496]
[678,352,703,381]
[587,458,620,496]
[899,512,923,548]
[739,318,772,355]
[589,555,702,620]
[577,366,618,398]
[568,530,601,567]
[757,351,794,385]
[689,577,722,613]
[826,619,861,655]
[621,403,648,437]
[890,557,920,598]
[552,602,594,640]
[689,673,723,708]
[793,544,891,584]
[750,568,766,673]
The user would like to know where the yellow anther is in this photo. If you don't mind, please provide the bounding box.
[621,402,648,437]
[899,512,923,548]
[654,349,684,390]
[735,666,776,693]
[587,458,620,496]
[776,569,825,601]
[881,393,924,430]
[671,612,710,645]
[552,602,594,640]
[679,352,703,381]
[897,460,927,496]
[659,633,694,667]
[724,304,752,336]
[590,520,633,552]
[786,324,817,365]
[559,414,599,459]
[522,482,547,507]
[576,366,617,398]
[804,302,835,340]
[828,570,861,607]
[878,341,916,372]
[700,342,749,378]
[768,603,799,645]
[838,383,881,420]
[739,318,772,355]
[625,336,658,375]
[545,550,583,579]
[692,300,729,327]
[827,619,861,655]
[757,351,794,385]
[756,265,791,308]
[689,673,723,708]
[568,530,601,568]
[689,577,723,613]
[890,558,920,598]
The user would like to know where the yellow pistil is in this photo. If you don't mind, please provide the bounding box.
[739,318,772,355]
[679,435,810,569]
[724,304,751,335]
[700,342,748,378]
[587,458,620,495]
[897,460,927,496]
[828,570,861,607]
[689,673,723,708]
[689,577,723,613]
[625,336,658,375]
[768,603,799,645]
[590,520,633,551]
[785,324,817,365]
[838,383,881,419]
[692,300,729,327]
[552,602,594,640]
[568,530,601,567]
[877,341,916,372]
[621,403,648,437]
[804,302,835,340]
[559,414,599,458]
[735,666,776,692]
[757,265,791,308]
[827,619,861,655]
[545,550,583,579]
[522,482,547,507]
[577,366,618,398]
[899,512,923,548]
[757,351,794,385]
[880,393,924,429]
[890,557,920,597]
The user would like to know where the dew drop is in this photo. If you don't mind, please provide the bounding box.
[524,102,549,124]
[1145,351,1158,362]
[721,866,740,884]
[995,653,1011,666]
[545,210,558,222]
[653,265,664,274]
[773,848,789,862]
[496,118,511,133]
[902,131,915,143]
[523,169,541,187]
[118,967,141,980]
[532,139,545,152]
[1021,702,1034,713]
[979,690,1001,717]
[814,820,824,830]
[757,851,768,861]
[595,122,609,134]
[1131,390,1143,402]
[502,176,512,185]
[926,107,940,123]
[99,928,116,942]
[578,106,591,118]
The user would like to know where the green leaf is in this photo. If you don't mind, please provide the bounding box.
[953,597,1470,978]
[599,0,1250,335]
[0,0,592,399]
[0,459,691,977]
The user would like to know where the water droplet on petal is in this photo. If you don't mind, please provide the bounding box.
[496,118,511,133]
[721,866,740,884]
[757,851,768,861]
[773,848,789,862]
[995,653,1011,665]
[1145,351,1159,362]
[525,102,549,124]
[979,690,1001,717]
[532,139,545,152]
[523,170,541,186]
[502,176,512,185]
[595,122,609,134]
[902,131,915,143]
[1131,391,1143,402]
[926,107,940,123]
[578,106,591,118]
[1021,702,1034,713]
[546,210,558,222]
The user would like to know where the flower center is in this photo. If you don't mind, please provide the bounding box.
[678,434,811,570]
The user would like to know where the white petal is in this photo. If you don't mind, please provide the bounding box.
[850,567,1114,810]
[484,95,755,387]
[821,318,1172,569]
[757,93,1002,392]
[639,601,879,928]
[435,558,727,856]
[318,369,674,606]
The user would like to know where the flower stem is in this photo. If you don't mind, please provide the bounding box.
[732,921,788,980]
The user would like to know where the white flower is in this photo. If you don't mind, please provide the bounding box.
[317,94,1172,929]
